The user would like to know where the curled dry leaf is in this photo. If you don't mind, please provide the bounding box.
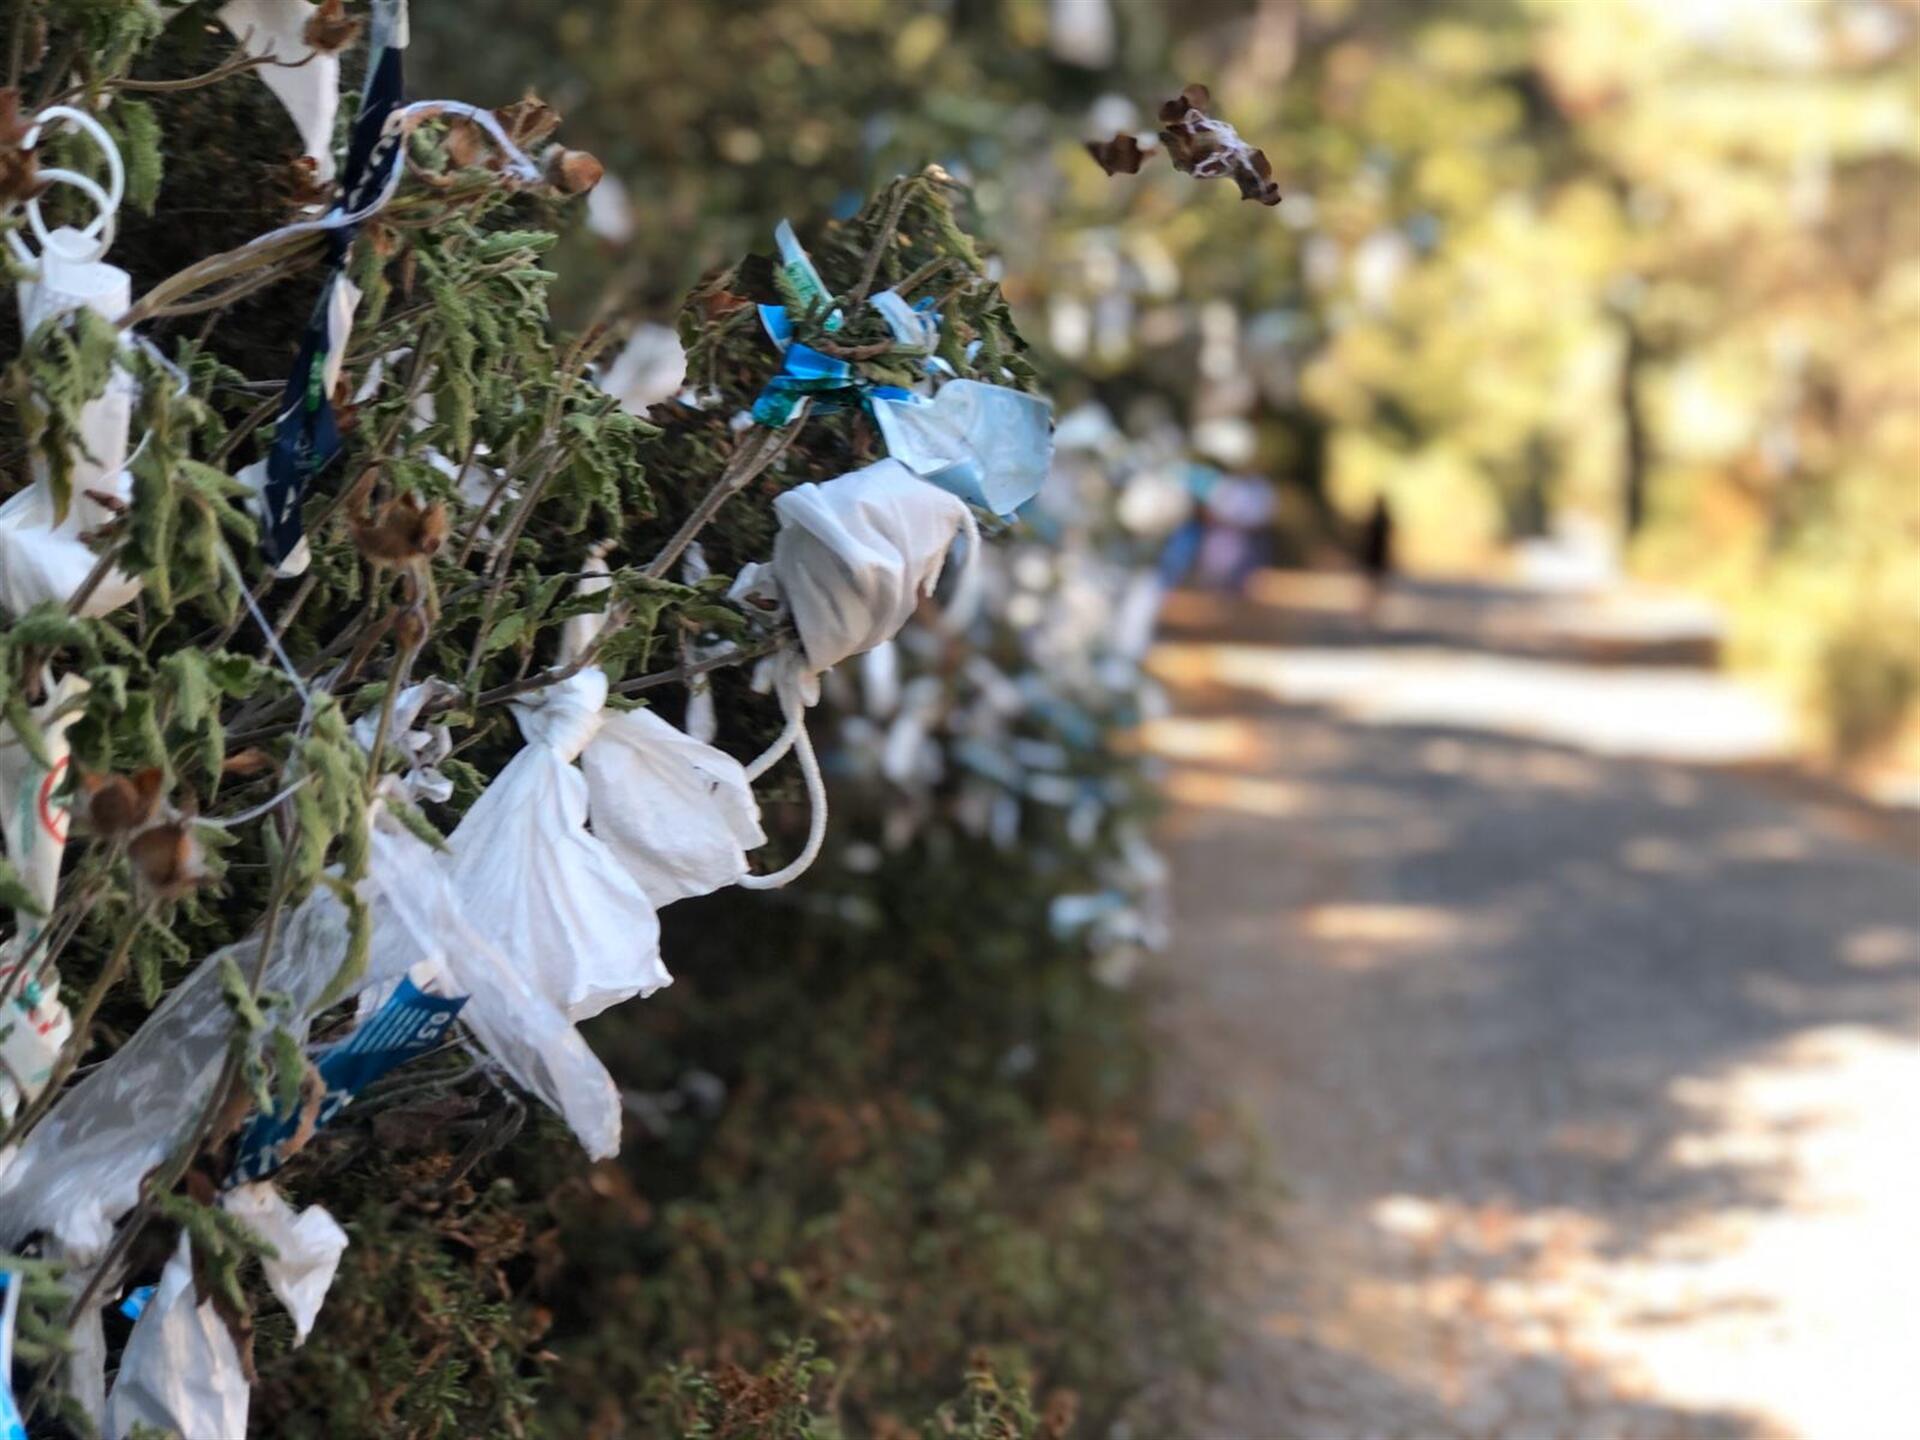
[1084,133,1144,176]
[1086,81,1282,207]
[301,0,363,56]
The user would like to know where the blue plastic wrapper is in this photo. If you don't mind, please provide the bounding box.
[0,1272,25,1440]
[229,976,466,1185]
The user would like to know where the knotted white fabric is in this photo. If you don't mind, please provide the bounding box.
[445,670,668,1023]
[218,0,342,185]
[369,806,622,1158]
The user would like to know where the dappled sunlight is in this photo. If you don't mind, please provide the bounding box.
[1150,640,1796,763]
[1162,766,1312,818]
[1133,714,1280,768]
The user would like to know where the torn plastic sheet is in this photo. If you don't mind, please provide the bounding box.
[103,1233,247,1440]
[870,379,1054,517]
[446,670,668,1023]
[0,883,393,1256]
[220,1182,347,1344]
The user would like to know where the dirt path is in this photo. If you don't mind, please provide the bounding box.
[1147,575,1920,1440]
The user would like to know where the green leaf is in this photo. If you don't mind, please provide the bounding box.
[0,858,47,919]
[218,955,268,1034]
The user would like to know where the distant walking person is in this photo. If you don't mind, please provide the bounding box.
[1360,493,1394,626]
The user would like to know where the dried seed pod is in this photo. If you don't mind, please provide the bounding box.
[128,820,205,899]
[78,767,166,839]
[0,88,39,207]
[346,470,449,569]
[302,0,363,55]
[543,146,605,197]
[1085,81,1282,207]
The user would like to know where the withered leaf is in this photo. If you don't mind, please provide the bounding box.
[1085,134,1144,176]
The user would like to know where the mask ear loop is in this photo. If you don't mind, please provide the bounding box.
[10,106,124,268]
[736,664,828,890]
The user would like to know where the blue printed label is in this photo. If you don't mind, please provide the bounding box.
[229,978,466,1184]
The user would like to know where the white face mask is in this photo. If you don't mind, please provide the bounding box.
[5,230,141,618]
[770,458,978,675]
[217,0,343,186]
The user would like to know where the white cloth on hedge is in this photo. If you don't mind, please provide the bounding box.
[218,0,342,185]
[220,1182,348,1345]
[445,669,668,1023]
[104,1234,249,1440]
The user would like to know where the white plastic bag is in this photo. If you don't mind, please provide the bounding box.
[580,708,767,906]
[104,1234,249,1440]
[368,806,622,1158]
[870,380,1054,517]
[445,670,668,1022]
[0,886,377,1255]
[218,0,342,185]
[0,673,84,1119]
[770,458,977,675]
[220,1182,347,1345]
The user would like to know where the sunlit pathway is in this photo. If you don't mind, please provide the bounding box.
[1148,574,1920,1440]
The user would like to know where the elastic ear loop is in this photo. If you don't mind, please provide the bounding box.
[736,658,828,890]
[6,169,115,269]
[13,106,124,266]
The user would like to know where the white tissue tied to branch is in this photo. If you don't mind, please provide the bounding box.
[0,3,1074,1432]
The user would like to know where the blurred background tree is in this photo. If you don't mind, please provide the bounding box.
[423,0,1918,762]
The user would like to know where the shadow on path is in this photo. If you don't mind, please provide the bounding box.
[1148,574,1920,1440]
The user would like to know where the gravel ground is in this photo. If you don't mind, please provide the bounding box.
[1146,579,1920,1440]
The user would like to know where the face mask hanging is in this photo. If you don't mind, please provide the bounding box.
[721,459,982,889]
[1,105,143,620]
